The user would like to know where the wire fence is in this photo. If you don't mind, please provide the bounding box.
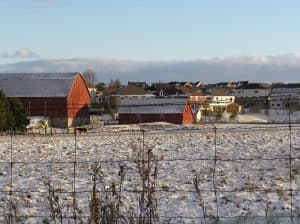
[0,104,300,223]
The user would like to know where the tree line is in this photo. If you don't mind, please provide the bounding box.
[0,90,29,132]
[82,69,121,90]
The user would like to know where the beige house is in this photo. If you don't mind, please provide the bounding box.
[189,91,211,105]
[110,83,155,111]
[226,103,243,113]
[88,87,102,104]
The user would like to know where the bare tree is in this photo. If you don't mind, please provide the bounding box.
[83,69,97,86]
[108,78,121,88]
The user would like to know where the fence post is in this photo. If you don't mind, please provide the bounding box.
[212,126,219,221]
[140,128,146,223]
[73,126,77,223]
[288,95,294,224]
[9,130,13,224]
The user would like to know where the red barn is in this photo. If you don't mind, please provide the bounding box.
[0,73,90,128]
[118,98,193,124]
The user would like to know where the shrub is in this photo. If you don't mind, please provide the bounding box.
[229,110,238,120]
[201,108,213,116]
[215,111,223,120]
[0,90,9,131]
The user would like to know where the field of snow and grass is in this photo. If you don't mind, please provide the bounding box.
[201,109,300,124]
[0,123,299,223]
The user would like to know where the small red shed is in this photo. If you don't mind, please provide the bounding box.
[0,73,90,128]
[118,98,193,124]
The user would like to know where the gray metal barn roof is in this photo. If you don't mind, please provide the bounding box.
[0,73,80,97]
[118,98,188,114]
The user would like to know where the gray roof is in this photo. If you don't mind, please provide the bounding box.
[0,73,80,97]
[118,98,188,114]
[272,83,300,89]
[236,83,270,89]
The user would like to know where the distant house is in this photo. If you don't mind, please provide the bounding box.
[127,81,148,89]
[163,87,185,96]
[189,91,211,105]
[271,83,300,97]
[209,88,235,112]
[234,83,271,98]
[226,103,243,113]
[88,86,102,105]
[232,83,270,111]
[99,86,120,107]
[118,98,194,124]
[0,73,90,128]
[270,83,300,110]
[110,83,155,110]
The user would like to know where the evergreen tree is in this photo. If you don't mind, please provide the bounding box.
[0,90,29,132]
[8,97,29,132]
[108,78,121,88]
[0,90,9,131]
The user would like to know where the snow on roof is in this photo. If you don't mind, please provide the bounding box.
[118,98,188,114]
[0,73,80,97]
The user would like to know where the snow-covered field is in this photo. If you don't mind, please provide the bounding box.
[202,109,300,123]
[0,123,299,223]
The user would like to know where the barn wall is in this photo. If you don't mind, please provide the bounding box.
[16,97,67,117]
[67,75,91,126]
[12,97,68,128]
[119,114,183,124]
[182,104,194,124]
[5,74,90,128]
[50,118,68,128]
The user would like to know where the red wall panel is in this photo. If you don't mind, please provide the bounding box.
[182,104,194,124]
[67,75,90,118]
[119,104,194,125]
[16,97,67,117]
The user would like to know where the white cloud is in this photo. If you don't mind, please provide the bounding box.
[0,48,40,59]
[1,54,300,83]
[203,54,300,66]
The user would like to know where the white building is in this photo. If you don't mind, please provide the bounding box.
[270,83,300,110]
[207,88,235,112]
[209,95,235,112]
[234,83,271,98]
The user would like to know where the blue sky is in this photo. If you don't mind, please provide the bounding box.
[1,0,300,83]
[1,0,300,61]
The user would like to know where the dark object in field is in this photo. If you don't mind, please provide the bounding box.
[75,127,88,134]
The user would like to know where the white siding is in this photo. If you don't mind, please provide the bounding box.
[234,89,270,98]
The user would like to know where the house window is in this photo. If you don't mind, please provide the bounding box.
[255,90,258,94]
[160,114,165,119]
[277,104,280,107]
